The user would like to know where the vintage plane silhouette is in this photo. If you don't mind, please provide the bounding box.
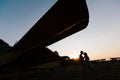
[0,0,89,69]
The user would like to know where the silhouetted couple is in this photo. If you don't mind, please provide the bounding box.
[79,51,90,67]
[79,51,93,80]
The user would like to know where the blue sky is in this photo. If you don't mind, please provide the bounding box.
[0,0,56,45]
[0,0,120,60]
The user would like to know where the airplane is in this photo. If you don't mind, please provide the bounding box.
[0,0,89,70]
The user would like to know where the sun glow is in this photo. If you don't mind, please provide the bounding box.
[69,54,79,59]
[73,58,79,61]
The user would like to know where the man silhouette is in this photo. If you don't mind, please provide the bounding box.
[79,51,84,65]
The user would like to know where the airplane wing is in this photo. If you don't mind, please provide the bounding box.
[14,0,89,51]
[0,0,89,69]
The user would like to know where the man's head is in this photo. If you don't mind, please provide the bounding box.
[80,51,84,54]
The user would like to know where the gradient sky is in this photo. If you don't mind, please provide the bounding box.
[0,0,120,60]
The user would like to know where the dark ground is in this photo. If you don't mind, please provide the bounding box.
[0,60,120,80]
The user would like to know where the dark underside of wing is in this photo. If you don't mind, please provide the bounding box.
[6,47,60,68]
[13,0,89,51]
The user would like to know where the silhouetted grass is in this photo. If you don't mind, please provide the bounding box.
[0,60,120,80]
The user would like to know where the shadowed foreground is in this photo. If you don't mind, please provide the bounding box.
[0,61,120,80]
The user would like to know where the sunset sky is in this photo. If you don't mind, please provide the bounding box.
[0,0,120,60]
